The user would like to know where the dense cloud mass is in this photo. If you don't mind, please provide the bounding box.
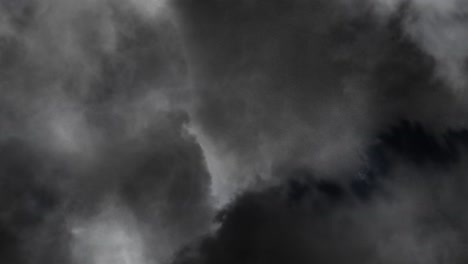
[175,0,468,204]
[2,0,468,263]
[0,0,210,263]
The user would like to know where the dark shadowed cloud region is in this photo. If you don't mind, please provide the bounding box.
[2,0,468,263]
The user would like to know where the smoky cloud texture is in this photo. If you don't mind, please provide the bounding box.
[175,0,468,204]
[172,0,468,263]
[2,0,468,264]
[0,0,211,264]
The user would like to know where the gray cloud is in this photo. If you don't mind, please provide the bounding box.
[3,0,468,264]
[169,0,468,263]
[174,0,468,205]
[373,0,468,90]
[172,122,468,264]
[0,0,213,263]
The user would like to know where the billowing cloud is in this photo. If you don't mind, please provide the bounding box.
[175,0,468,205]
[373,0,468,90]
[170,0,468,263]
[3,0,468,264]
[172,121,468,264]
[0,0,212,264]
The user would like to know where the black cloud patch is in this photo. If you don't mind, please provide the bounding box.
[0,138,65,264]
[172,121,468,264]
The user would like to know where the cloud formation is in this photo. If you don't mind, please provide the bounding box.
[170,0,468,263]
[0,0,211,263]
[3,0,468,263]
[175,0,468,205]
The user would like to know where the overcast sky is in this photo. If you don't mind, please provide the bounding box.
[1,0,468,263]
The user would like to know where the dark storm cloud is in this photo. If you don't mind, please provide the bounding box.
[373,0,468,90]
[174,0,379,204]
[168,0,468,263]
[0,138,65,264]
[0,0,213,263]
[173,0,468,205]
[172,122,468,264]
[3,0,468,264]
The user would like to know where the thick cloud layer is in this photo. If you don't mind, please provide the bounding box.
[172,122,468,264]
[172,0,468,263]
[175,0,468,205]
[2,0,468,263]
[0,1,211,263]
